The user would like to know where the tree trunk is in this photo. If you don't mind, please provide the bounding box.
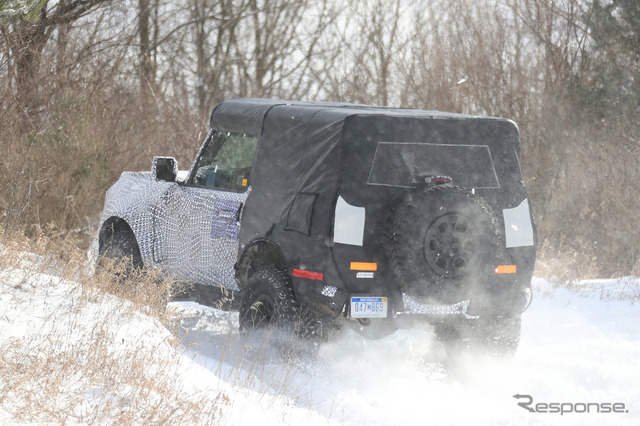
[13,19,48,131]
[194,0,207,114]
[139,0,153,109]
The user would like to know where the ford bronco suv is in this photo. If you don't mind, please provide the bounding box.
[96,98,536,355]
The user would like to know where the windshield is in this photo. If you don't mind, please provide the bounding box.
[190,131,258,191]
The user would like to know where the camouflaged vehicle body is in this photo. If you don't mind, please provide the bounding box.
[97,98,536,341]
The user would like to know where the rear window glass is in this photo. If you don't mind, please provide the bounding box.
[367,142,499,189]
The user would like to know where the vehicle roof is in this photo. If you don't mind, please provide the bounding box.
[209,98,507,135]
[224,98,522,253]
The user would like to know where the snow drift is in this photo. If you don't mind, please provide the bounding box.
[1,255,638,424]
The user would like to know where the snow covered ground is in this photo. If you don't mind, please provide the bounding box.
[174,277,640,425]
[1,258,639,424]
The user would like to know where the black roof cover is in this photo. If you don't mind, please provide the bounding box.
[211,99,522,256]
[209,98,493,135]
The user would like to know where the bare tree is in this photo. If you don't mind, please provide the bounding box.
[164,0,337,111]
[139,0,153,107]
[1,0,111,128]
[319,0,407,106]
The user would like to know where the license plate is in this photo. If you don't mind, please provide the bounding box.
[350,297,388,318]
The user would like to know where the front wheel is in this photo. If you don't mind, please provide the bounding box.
[98,225,143,276]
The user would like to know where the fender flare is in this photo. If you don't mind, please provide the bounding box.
[235,238,287,290]
[99,217,140,256]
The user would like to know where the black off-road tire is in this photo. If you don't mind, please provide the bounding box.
[100,225,176,308]
[390,184,502,301]
[435,316,521,358]
[239,267,300,332]
[99,226,143,275]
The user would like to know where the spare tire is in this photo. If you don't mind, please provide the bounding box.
[389,184,502,302]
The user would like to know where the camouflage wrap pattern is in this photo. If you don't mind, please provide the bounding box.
[98,171,249,290]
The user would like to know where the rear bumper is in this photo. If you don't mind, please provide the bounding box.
[343,287,531,323]
[398,294,478,319]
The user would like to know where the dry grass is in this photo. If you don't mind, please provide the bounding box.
[0,228,316,423]
[0,229,226,424]
[0,79,202,248]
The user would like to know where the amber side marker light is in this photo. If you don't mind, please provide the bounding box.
[350,262,378,271]
[495,265,517,274]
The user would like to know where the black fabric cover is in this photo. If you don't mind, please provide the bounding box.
[208,98,526,283]
[284,192,318,235]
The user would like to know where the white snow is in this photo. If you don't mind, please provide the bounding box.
[1,259,639,424]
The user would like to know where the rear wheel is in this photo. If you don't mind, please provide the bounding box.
[435,316,521,358]
[390,185,518,356]
[239,267,299,331]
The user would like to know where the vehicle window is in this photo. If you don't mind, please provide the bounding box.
[191,131,258,191]
[367,142,499,189]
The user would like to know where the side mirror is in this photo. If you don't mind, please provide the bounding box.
[152,156,178,182]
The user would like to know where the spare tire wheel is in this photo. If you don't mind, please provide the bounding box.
[389,184,502,302]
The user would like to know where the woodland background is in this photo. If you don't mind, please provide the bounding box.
[1,0,639,278]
